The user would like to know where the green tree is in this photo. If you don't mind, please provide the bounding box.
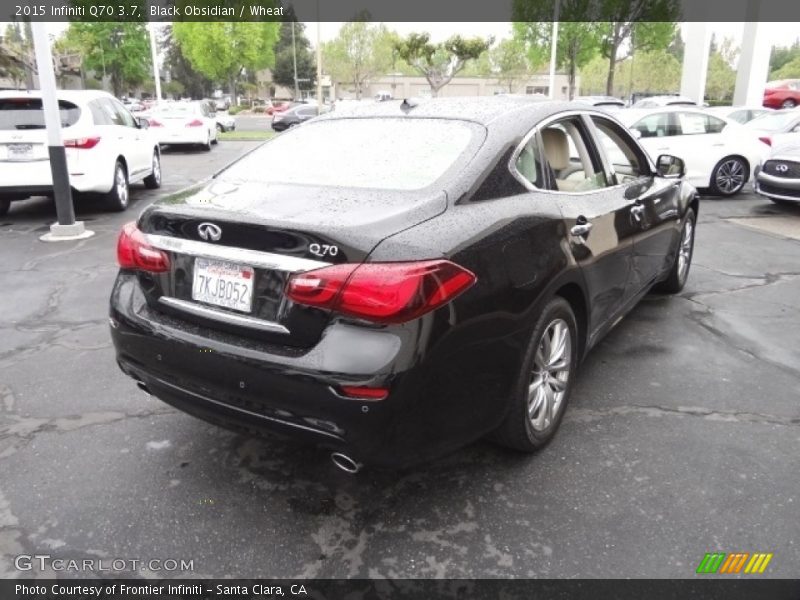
[173,21,279,101]
[487,38,530,92]
[323,20,395,99]
[511,22,551,75]
[394,33,492,97]
[64,22,150,97]
[160,25,214,99]
[0,23,29,88]
[272,7,315,96]
[773,56,800,80]
[769,40,800,79]
[512,2,602,100]
[598,0,679,96]
[666,28,685,62]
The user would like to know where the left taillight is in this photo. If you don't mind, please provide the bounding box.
[186,119,203,127]
[286,260,476,324]
[116,222,170,273]
[64,136,101,149]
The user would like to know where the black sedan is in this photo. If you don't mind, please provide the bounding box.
[110,97,698,471]
[271,103,327,131]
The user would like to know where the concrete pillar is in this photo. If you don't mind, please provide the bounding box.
[680,22,712,104]
[733,12,772,106]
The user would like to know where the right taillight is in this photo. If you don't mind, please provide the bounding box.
[286,260,476,324]
[759,136,772,146]
[147,118,164,127]
[116,222,170,273]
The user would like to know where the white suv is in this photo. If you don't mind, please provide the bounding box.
[0,90,161,215]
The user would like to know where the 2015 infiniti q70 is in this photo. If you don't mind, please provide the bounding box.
[110,97,698,471]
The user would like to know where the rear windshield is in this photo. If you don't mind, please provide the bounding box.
[152,104,199,117]
[0,98,81,130]
[220,118,482,191]
[745,111,798,131]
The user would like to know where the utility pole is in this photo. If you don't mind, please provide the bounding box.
[148,22,162,103]
[316,0,322,113]
[291,21,299,100]
[548,0,561,99]
[31,22,93,242]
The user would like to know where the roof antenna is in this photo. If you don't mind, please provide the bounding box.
[400,98,419,113]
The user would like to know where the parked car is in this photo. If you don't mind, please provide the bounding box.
[109,97,698,470]
[0,90,161,215]
[743,109,800,148]
[762,79,800,109]
[631,95,697,108]
[754,140,800,205]
[618,107,768,195]
[215,111,236,133]
[271,103,328,131]
[705,105,772,124]
[573,96,626,111]
[265,101,293,116]
[145,100,218,150]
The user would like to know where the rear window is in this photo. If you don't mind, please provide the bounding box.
[745,111,799,132]
[0,98,81,130]
[220,118,482,190]
[151,104,199,117]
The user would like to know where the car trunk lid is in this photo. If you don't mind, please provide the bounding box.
[136,180,447,347]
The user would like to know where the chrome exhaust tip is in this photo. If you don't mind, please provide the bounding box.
[330,452,362,474]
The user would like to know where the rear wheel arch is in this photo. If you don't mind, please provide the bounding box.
[553,283,588,360]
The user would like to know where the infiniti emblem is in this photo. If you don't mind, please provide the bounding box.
[775,164,789,173]
[197,222,222,241]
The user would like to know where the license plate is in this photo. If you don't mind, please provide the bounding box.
[192,258,254,313]
[7,144,33,159]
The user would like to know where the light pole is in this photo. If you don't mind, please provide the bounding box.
[31,22,93,241]
[291,21,299,99]
[548,0,561,99]
[148,22,162,103]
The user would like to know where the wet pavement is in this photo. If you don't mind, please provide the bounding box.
[0,147,798,578]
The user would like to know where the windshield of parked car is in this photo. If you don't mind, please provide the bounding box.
[220,118,482,190]
[745,111,799,131]
[0,98,81,130]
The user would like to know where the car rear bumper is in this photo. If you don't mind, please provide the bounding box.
[109,271,522,467]
[1,153,113,195]
[155,129,208,145]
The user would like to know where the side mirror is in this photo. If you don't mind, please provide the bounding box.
[656,154,685,179]
[136,117,150,129]
[209,112,216,118]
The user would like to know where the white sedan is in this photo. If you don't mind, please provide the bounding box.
[0,89,161,214]
[618,107,769,196]
[144,101,218,150]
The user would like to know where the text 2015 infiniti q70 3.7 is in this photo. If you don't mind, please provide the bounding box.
[109,97,698,471]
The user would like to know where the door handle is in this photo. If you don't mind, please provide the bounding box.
[630,203,645,222]
[570,222,593,236]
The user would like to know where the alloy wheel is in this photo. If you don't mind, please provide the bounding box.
[116,165,129,206]
[528,318,572,432]
[152,154,161,185]
[677,218,694,282]
[715,159,745,195]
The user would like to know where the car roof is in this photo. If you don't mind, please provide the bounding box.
[314,96,579,127]
[0,89,115,103]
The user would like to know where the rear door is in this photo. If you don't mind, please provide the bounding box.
[527,114,639,335]
[107,98,150,177]
[587,114,682,292]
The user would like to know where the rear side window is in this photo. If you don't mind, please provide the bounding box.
[0,98,81,130]
[632,113,677,138]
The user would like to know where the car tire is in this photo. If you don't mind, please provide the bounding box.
[216,123,223,134]
[202,132,212,152]
[105,160,129,212]
[654,207,696,294]
[782,99,797,109]
[143,151,162,190]
[0,198,10,217]
[710,156,748,196]
[491,297,579,453]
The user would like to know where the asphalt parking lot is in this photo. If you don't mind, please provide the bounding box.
[0,142,798,579]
